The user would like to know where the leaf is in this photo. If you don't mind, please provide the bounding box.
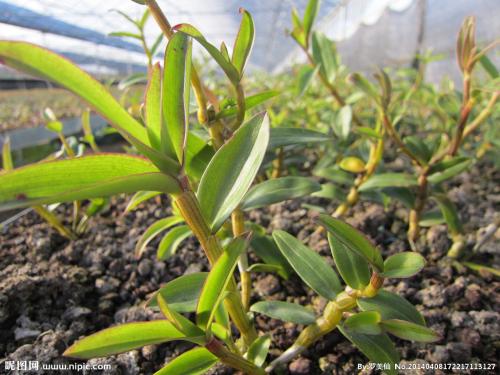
[119,72,148,89]
[215,90,279,120]
[419,210,445,227]
[196,237,247,329]
[347,73,380,105]
[479,54,499,79]
[302,0,320,42]
[328,233,370,290]
[144,63,163,152]
[339,156,365,174]
[2,137,13,170]
[381,319,439,343]
[427,159,472,185]
[246,263,285,274]
[403,136,431,165]
[431,193,463,234]
[297,65,319,97]
[359,173,418,192]
[63,321,185,359]
[428,156,469,174]
[149,273,208,312]
[319,215,384,271]
[380,252,425,278]
[157,295,205,341]
[344,311,382,335]
[125,191,161,213]
[269,128,330,149]
[0,154,181,211]
[157,225,192,260]
[163,32,192,164]
[241,177,320,211]
[312,31,337,82]
[273,230,341,300]
[462,262,500,277]
[357,290,425,325]
[251,234,293,279]
[108,31,142,39]
[246,335,271,367]
[382,187,415,208]
[0,42,179,172]
[232,9,255,75]
[355,127,382,139]
[155,348,217,375]
[174,24,240,84]
[135,216,184,257]
[313,166,354,185]
[334,105,352,140]
[312,183,346,201]
[250,301,316,325]
[338,327,399,375]
[197,113,269,232]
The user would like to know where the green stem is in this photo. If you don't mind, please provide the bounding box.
[206,338,265,375]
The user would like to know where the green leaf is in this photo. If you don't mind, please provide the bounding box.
[297,65,319,97]
[419,210,445,227]
[135,216,184,257]
[431,193,463,234]
[319,215,384,271]
[273,230,341,300]
[333,105,352,140]
[139,8,150,28]
[232,9,255,75]
[380,252,425,278]
[149,272,207,312]
[382,187,415,208]
[479,54,499,79]
[215,90,279,120]
[427,159,471,185]
[174,24,240,84]
[338,327,399,375]
[355,127,382,139]
[328,233,370,289]
[0,154,181,211]
[118,72,148,89]
[312,31,337,82]
[157,225,192,260]
[144,63,163,152]
[381,319,439,343]
[155,348,217,375]
[0,42,179,172]
[197,113,269,232]
[250,301,316,325]
[150,33,164,56]
[462,262,500,277]
[312,183,346,201]
[108,31,142,39]
[251,234,293,279]
[347,73,380,105]
[2,137,13,170]
[157,295,205,342]
[403,136,431,165]
[427,156,469,174]
[359,173,418,192]
[344,311,382,335]
[241,177,320,211]
[302,0,320,43]
[163,32,192,164]
[246,263,285,275]
[125,191,161,213]
[269,128,330,149]
[357,290,425,325]
[196,237,247,329]
[313,166,354,185]
[46,120,64,133]
[63,321,185,359]
[246,335,271,367]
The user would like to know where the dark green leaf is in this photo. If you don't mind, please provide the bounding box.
[419,210,445,227]
[382,187,415,208]
[381,319,439,343]
[311,31,337,82]
[344,311,382,335]
[380,252,425,278]
[319,215,383,271]
[431,193,463,234]
[251,234,293,279]
[149,273,207,312]
[479,54,499,79]
[427,159,471,185]
[403,136,431,164]
[154,347,217,375]
[157,225,192,260]
[297,65,319,97]
[250,301,316,325]
[359,173,418,192]
[311,183,346,201]
[269,128,330,149]
[197,113,269,232]
[273,230,341,300]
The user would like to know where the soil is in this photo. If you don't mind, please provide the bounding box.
[0,161,498,375]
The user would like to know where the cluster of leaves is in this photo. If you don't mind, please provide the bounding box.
[0,0,496,374]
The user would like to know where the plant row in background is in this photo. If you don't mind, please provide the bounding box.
[0,0,498,373]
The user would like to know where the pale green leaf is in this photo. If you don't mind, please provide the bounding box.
[155,348,217,375]
[381,319,439,343]
[135,216,184,257]
[232,9,255,75]
[246,335,271,367]
[380,252,425,278]
[344,311,382,335]
[250,301,316,325]
[157,225,192,260]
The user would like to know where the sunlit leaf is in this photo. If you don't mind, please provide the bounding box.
[215,90,279,120]
[344,311,382,335]
[339,156,365,174]
[157,225,192,260]
[157,295,205,341]
[427,159,472,185]
[232,9,255,75]
[381,319,439,343]
[155,347,217,375]
[135,216,184,257]
[144,63,163,152]
[302,0,319,43]
[246,335,271,367]
[125,191,161,213]
[380,252,425,278]
[2,137,13,170]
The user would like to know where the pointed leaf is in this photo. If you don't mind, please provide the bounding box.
[135,216,184,257]
[63,321,185,359]
[319,215,383,271]
[155,348,217,375]
[273,230,341,300]
[419,210,445,227]
[125,191,161,213]
[344,311,382,335]
[432,193,463,234]
[357,290,425,325]
[149,273,208,312]
[196,237,247,329]
[269,128,330,149]
[197,113,269,232]
[0,154,181,211]
[251,234,293,279]
[381,319,439,343]
[302,0,320,43]
[144,63,163,151]
[250,301,316,325]
[215,90,279,120]
[109,31,142,39]
[157,225,192,260]
[241,177,320,211]
[163,33,192,164]
[427,159,472,184]
[232,9,255,75]
[312,31,337,82]
[157,295,205,341]
[380,252,425,278]
[297,65,320,97]
[328,233,370,289]
[246,335,271,367]
[359,173,418,192]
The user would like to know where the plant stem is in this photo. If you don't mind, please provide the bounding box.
[271,147,284,179]
[206,337,265,375]
[231,208,251,311]
[463,91,499,138]
[266,274,384,372]
[33,206,76,240]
